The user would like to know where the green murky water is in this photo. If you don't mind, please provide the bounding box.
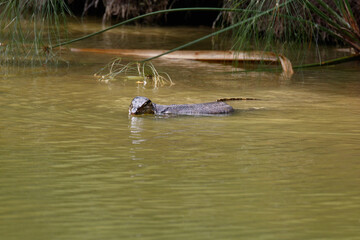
[1,21,360,239]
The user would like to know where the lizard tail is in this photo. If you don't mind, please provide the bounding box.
[216,97,261,102]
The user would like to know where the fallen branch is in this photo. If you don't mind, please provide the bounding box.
[70,48,293,73]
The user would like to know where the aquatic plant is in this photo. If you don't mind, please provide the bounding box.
[1,0,359,71]
[215,0,360,68]
[224,0,360,53]
[95,59,173,87]
[0,0,70,65]
[52,1,360,68]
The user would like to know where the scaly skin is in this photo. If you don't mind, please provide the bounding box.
[129,96,234,116]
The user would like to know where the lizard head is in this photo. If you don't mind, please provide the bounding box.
[129,96,155,115]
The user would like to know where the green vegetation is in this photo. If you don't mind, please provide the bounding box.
[0,0,359,72]
[0,0,70,65]
[95,59,173,87]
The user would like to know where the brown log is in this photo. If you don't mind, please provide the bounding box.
[70,48,293,73]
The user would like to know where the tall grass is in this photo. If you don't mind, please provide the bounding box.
[1,0,359,69]
[0,0,70,65]
[54,1,359,64]
[219,0,360,55]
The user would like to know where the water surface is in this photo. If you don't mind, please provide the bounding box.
[1,22,360,240]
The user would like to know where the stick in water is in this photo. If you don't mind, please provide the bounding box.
[216,97,261,102]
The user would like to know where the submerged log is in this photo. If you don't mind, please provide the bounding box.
[70,48,294,74]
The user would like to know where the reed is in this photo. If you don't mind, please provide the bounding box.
[0,0,70,65]
[95,59,173,87]
[1,0,359,70]
[52,1,359,65]
[220,0,360,55]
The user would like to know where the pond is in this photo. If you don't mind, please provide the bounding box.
[1,20,360,239]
